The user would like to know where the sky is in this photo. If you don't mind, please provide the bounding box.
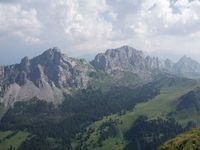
[0,0,200,64]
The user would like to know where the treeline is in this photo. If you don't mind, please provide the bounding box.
[125,116,195,150]
[0,81,161,149]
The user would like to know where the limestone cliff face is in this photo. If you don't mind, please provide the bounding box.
[92,45,200,80]
[91,46,146,73]
[0,47,94,106]
[91,46,173,77]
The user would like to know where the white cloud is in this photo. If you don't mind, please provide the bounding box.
[0,0,200,64]
[49,0,115,41]
[134,0,200,36]
[0,3,41,43]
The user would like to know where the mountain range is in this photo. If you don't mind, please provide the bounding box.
[0,45,200,107]
[0,45,200,150]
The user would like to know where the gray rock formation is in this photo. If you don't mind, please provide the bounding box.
[0,47,94,106]
[92,45,200,79]
[91,46,146,73]
[0,45,200,107]
[91,45,174,78]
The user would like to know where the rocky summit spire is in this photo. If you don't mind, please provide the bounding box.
[31,47,64,65]
[42,47,61,56]
[46,48,62,62]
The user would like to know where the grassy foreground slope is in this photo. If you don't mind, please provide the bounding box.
[89,71,142,91]
[0,103,5,119]
[0,131,29,150]
[73,76,200,150]
[158,127,200,150]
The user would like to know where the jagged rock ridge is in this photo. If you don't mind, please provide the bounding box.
[0,47,94,106]
[91,45,174,76]
[91,45,200,79]
[0,45,200,106]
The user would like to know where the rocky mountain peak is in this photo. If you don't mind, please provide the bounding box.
[33,47,64,65]
[0,47,95,106]
[91,45,146,73]
[178,55,197,64]
[173,56,200,79]
[105,45,144,58]
[175,55,200,68]
[42,47,62,57]
[21,56,29,64]
[91,45,173,78]
[20,56,30,71]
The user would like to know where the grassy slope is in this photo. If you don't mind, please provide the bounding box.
[89,71,141,91]
[172,87,200,125]
[0,103,5,119]
[0,131,30,150]
[158,127,200,150]
[73,78,200,150]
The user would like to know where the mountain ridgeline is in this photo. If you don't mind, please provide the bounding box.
[0,48,95,106]
[0,45,200,106]
[0,45,200,150]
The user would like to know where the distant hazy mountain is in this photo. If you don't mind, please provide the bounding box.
[0,45,200,106]
[173,56,200,79]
